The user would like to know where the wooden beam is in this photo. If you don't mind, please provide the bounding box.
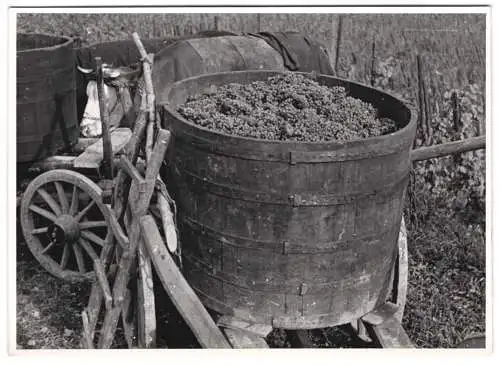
[117,155,145,186]
[411,135,485,162]
[140,215,231,349]
[97,130,170,349]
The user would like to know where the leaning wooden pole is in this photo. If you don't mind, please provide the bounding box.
[411,135,485,162]
[132,33,156,162]
[95,57,114,179]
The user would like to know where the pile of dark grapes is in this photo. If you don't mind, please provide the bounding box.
[177,72,397,142]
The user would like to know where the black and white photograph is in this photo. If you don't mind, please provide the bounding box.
[6,2,492,356]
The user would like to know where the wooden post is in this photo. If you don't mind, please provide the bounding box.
[214,15,220,31]
[370,39,376,86]
[334,15,343,76]
[95,57,113,179]
[257,13,261,32]
[451,91,461,137]
[416,54,427,144]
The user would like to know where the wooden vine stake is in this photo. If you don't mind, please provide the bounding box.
[333,15,343,76]
[416,54,433,146]
[370,39,376,86]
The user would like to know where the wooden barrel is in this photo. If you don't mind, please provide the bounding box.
[161,70,417,329]
[17,33,79,163]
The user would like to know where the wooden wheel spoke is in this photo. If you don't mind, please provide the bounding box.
[32,226,49,235]
[54,182,69,214]
[36,187,62,216]
[79,238,99,261]
[60,244,70,269]
[72,244,86,273]
[29,204,58,222]
[69,185,79,216]
[81,231,106,247]
[79,220,108,230]
[41,240,56,255]
[75,201,96,222]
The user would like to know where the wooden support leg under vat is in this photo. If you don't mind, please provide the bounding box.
[361,303,414,348]
[217,315,272,348]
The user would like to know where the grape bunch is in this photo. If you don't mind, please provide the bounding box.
[177,72,397,143]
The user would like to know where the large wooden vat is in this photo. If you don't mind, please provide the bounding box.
[17,33,79,163]
[161,70,417,329]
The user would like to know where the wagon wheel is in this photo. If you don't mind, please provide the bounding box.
[20,170,112,283]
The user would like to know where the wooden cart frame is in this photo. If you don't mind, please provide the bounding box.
[18,32,486,349]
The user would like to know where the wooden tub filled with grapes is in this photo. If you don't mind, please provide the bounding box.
[155,70,485,348]
[158,71,407,347]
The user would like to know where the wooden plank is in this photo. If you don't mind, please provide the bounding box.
[362,302,399,326]
[73,128,132,169]
[140,214,231,349]
[365,317,414,348]
[28,156,76,172]
[394,218,408,323]
[73,138,99,153]
[411,135,485,162]
[217,315,273,338]
[362,302,414,348]
[137,238,156,348]
[223,328,269,349]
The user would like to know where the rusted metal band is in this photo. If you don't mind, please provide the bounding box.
[177,168,409,206]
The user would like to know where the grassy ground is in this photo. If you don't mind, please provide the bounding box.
[15,12,486,349]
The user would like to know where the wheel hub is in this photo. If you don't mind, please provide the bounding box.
[48,214,81,245]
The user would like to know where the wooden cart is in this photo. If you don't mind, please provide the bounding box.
[18,33,486,349]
